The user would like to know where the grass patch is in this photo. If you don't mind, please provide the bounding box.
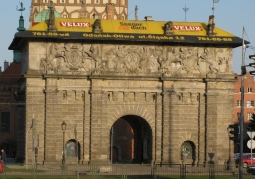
[1,175,253,179]
[5,167,45,173]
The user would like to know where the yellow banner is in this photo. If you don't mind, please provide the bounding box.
[29,18,235,37]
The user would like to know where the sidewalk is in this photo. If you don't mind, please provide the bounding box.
[4,158,25,168]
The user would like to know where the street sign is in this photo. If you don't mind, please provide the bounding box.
[247,140,255,149]
[247,131,255,139]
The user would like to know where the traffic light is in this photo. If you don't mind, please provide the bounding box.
[249,55,255,75]
[229,124,239,142]
[247,113,255,131]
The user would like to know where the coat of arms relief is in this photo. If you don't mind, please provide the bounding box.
[39,43,232,76]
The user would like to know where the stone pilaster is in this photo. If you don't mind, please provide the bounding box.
[162,90,171,163]
[205,83,218,163]
[90,90,109,163]
[154,92,162,164]
[101,92,110,162]
[83,91,91,163]
[43,88,59,163]
[197,92,206,164]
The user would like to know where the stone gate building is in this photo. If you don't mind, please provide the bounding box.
[9,2,244,165]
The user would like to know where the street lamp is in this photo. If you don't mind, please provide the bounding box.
[61,121,67,164]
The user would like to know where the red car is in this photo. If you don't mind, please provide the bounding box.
[235,154,255,168]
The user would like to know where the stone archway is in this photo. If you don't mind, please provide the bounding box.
[110,115,152,164]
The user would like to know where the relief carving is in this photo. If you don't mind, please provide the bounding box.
[160,47,181,75]
[139,47,161,73]
[40,44,64,71]
[103,45,128,72]
[125,47,140,73]
[83,44,99,71]
[40,43,99,73]
[39,43,231,76]
[197,48,219,74]
[179,47,199,74]
[64,44,84,70]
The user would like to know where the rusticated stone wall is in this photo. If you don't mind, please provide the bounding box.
[19,42,235,165]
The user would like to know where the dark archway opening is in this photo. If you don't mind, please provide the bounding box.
[181,141,196,165]
[110,115,152,164]
[65,139,81,160]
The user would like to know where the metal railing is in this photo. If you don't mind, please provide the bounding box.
[1,163,254,179]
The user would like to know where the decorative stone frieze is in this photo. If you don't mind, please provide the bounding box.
[38,43,232,77]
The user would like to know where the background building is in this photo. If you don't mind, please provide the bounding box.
[0,61,21,158]
[30,0,128,27]
[234,72,255,153]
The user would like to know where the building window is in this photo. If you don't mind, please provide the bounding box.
[1,112,10,132]
[240,88,241,93]
[247,100,254,107]
[247,113,253,120]
[95,0,99,4]
[45,0,47,2]
[237,100,241,107]
[237,112,241,120]
[62,0,65,2]
[248,87,252,93]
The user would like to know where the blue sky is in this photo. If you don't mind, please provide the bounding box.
[0,0,254,74]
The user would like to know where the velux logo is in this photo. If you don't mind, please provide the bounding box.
[173,26,202,31]
[60,22,90,27]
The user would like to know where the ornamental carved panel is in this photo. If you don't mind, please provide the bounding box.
[39,43,232,76]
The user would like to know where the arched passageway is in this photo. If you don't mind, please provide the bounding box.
[110,115,152,164]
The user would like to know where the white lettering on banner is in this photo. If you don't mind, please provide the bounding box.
[60,22,90,27]
[173,26,202,31]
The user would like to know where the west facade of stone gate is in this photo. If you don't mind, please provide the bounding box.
[12,40,236,165]
[9,12,243,165]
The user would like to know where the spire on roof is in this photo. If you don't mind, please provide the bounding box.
[16,2,26,32]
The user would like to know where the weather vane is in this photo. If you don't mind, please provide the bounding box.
[16,2,25,16]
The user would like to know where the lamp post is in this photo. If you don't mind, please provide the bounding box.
[61,121,67,177]
[227,126,231,170]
